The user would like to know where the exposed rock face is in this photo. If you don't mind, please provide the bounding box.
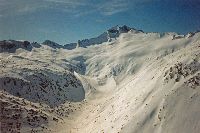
[42,40,63,49]
[0,40,32,52]
[64,25,142,49]
[64,43,77,50]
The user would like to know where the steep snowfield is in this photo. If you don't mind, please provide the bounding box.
[0,28,200,133]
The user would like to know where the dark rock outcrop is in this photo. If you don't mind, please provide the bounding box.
[0,40,32,53]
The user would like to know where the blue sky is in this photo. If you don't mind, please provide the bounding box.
[0,0,200,44]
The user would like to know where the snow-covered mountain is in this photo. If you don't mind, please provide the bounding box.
[64,25,143,49]
[0,26,200,133]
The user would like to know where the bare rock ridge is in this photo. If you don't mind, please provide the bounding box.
[42,25,199,50]
[0,40,32,52]
[42,40,63,49]
[64,25,143,49]
[0,25,198,52]
[0,40,42,53]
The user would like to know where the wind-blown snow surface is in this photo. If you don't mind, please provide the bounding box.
[0,28,200,133]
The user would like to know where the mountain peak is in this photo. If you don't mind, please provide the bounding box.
[42,40,63,49]
[108,25,131,33]
[64,25,143,50]
[107,25,143,34]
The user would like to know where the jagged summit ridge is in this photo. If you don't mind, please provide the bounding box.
[0,25,198,52]
[64,25,142,49]
[0,40,32,52]
[42,40,63,49]
[108,25,142,34]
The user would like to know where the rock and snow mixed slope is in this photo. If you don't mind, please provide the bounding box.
[64,25,143,49]
[0,26,200,133]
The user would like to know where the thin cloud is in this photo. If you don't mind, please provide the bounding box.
[0,0,47,16]
[0,0,86,16]
[0,0,150,17]
[98,0,130,16]
[95,19,106,23]
[74,0,131,17]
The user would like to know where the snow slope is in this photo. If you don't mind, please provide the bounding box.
[0,26,200,133]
